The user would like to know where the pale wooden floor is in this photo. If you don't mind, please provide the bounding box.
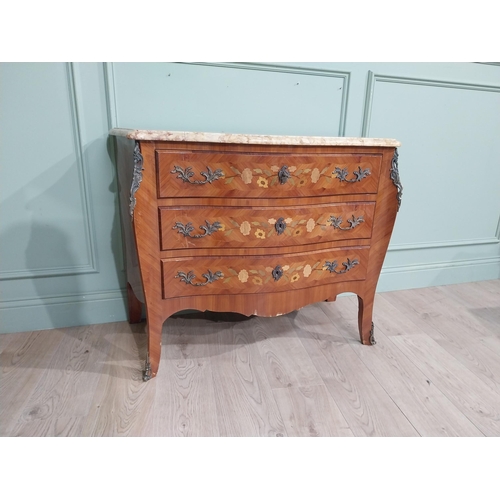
[1,280,499,437]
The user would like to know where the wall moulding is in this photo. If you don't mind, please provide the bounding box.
[388,236,500,252]
[362,71,500,136]
[381,255,500,275]
[0,62,99,281]
[104,62,351,137]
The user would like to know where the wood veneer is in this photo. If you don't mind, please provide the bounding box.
[112,132,402,380]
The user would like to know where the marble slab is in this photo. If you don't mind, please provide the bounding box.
[110,128,401,147]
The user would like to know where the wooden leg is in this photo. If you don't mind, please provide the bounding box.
[127,283,143,324]
[358,293,376,345]
[143,313,163,381]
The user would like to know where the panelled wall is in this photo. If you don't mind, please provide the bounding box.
[1,62,499,333]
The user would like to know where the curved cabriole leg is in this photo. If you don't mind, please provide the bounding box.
[358,293,376,345]
[127,283,143,324]
[143,314,163,381]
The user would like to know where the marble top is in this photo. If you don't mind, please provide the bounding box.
[110,128,401,147]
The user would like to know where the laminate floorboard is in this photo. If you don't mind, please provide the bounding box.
[273,385,354,437]
[381,287,500,396]
[0,332,24,355]
[210,320,287,437]
[252,315,324,390]
[1,279,499,437]
[151,316,220,437]
[292,305,419,436]
[390,333,500,436]
[0,328,65,436]
[81,322,156,437]
[328,316,484,436]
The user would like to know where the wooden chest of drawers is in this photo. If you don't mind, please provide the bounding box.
[111,129,402,381]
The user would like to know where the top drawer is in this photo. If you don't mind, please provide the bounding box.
[156,150,381,199]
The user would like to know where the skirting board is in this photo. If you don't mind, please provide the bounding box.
[0,290,128,335]
[1,259,499,334]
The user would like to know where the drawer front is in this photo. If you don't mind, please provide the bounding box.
[161,247,368,299]
[157,151,381,199]
[160,202,375,250]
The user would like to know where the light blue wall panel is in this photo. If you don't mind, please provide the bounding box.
[1,62,499,333]
[0,63,95,278]
[0,63,127,333]
[109,63,348,135]
[366,74,500,246]
[357,68,500,291]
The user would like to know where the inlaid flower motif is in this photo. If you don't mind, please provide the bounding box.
[306,218,315,232]
[289,166,297,172]
[257,177,269,188]
[298,178,307,186]
[268,218,276,225]
[240,221,251,236]
[283,265,290,271]
[255,229,266,239]
[303,264,312,277]
[271,165,280,172]
[253,276,263,285]
[293,228,302,237]
[218,223,226,231]
[311,168,320,183]
[285,218,293,224]
[291,273,300,283]
[241,168,253,184]
[238,269,249,283]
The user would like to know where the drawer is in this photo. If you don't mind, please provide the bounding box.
[161,246,369,299]
[159,202,375,250]
[156,150,381,199]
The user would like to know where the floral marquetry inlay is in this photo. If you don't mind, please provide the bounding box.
[224,213,360,240]
[219,257,360,287]
[188,163,374,188]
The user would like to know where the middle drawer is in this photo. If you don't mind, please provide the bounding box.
[159,202,375,250]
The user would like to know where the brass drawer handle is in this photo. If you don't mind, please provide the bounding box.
[173,220,222,238]
[171,165,224,184]
[278,165,291,184]
[334,166,370,183]
[328,214,364,231]
[324,258,359,274]
[175,270,224,286]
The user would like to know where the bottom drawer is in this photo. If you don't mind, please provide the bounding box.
[161,246,369,299]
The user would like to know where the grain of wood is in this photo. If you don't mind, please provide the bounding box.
[380,285,500,396]
[1,280,499,437]
[441,282,500,333]
[0,332,25,355]
[11,417,85,437]
[81,322,156,437]
[252,315,323,389]
[323,294,487,436]
[291,305,419,436]
[384,287,492,340]
[0,328,64,436]
[390,334,500,436]
[433,333,500,397]
[151,316,220,437]
[210,320,287,437]
[481,336,500,360]
[340,325,484,436]
[10,324,117,437]
[440,281,500,308]
[370,294,423,337]
[273,384,354,437]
